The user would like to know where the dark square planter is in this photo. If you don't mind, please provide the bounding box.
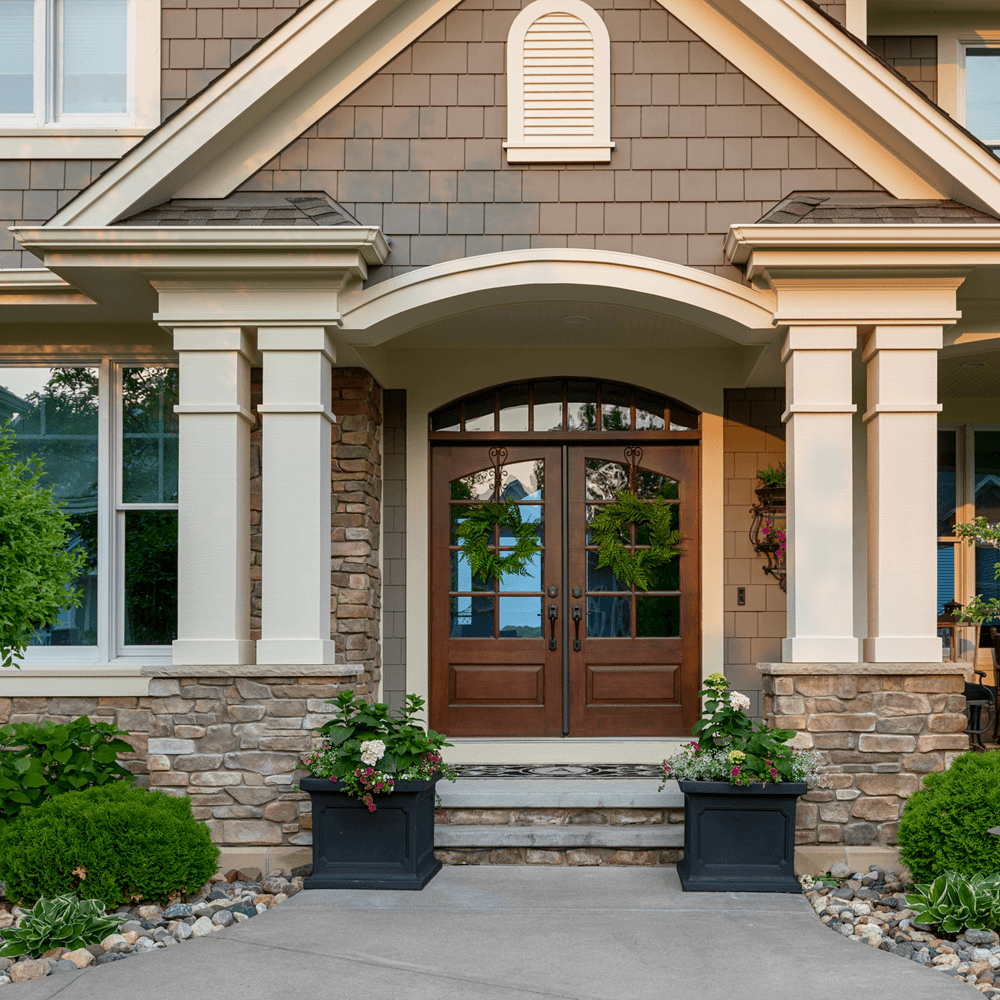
[676,779,806,893]
[301,774,442,890]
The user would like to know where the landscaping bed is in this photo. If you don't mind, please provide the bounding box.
[0,867,305,986]
[803,864,1000,996]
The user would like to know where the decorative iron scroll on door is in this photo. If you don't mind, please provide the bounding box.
[489,446,509,500]
[624,444,643,491]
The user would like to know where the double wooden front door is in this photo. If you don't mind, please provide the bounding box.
[430,443,700,737]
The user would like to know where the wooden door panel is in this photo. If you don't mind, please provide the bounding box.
[588,664,677,703]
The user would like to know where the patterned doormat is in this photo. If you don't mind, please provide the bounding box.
[451,763,663,778]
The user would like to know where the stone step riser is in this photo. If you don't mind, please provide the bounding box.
[434,847,682,867]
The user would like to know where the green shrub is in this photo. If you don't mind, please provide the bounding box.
[897,751,1000,883]
[0,895,122,958]
[905,871,1000,935]
[0,782,220,907]
[0,715,135,826]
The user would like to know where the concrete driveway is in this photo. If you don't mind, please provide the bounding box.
[8,867,974,1000]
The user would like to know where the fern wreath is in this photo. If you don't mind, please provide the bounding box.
[590,491,682,591]
[455,499,541,585]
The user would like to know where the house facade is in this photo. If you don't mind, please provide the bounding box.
[2,0,1000,860]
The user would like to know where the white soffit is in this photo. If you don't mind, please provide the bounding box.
[48,0,463,228]
[0,269,96,306]
[660,0,1000,217]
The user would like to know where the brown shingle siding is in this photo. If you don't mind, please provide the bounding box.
[868,36,938,104]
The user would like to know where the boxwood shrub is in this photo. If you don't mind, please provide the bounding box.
[0,782,220,906]
[898,751,1000,883]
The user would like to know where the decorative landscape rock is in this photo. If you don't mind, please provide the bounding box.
[803,866,1000,997]
[0,870,305,987]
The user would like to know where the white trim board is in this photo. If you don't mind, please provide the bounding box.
[42,0,1000,231]
[443,739,690,766]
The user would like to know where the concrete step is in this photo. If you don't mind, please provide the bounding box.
[435,824,684,849]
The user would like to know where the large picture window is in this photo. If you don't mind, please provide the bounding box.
[0,361,178,662]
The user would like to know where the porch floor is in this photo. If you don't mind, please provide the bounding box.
[12,867,971,1000]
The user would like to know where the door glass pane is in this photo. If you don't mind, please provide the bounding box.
[587,595,630,637]
[967,48,1000,144]
[59,0,128,115]
[938,430,957,536]
[122,367,179,504]
[498,505,543,544]
[636,469,678,501]
[669,403,698,431]
[635,391,666,430]
[0,367,99,646]
[0,1,33,113]
[644,557,680,592]
[452,469,496,503]
[975,431,1000,522]
[601,384,631,430]
[976,545,1000,634]
[498,384,529,432]
[586,459,628,501]
[451,594,494,637]
[498,597,543,637]
[533,381,563,431]
[498,546,542,591]
[567,380,597,431]
[432,402,461,432]
[124,510,178,645]
[450,551,491,592]
[464,391,495,432]
[636,595,680,636]
[587,550,628,592]
[499,460,543,501]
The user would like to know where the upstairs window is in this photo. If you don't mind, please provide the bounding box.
[504,0,614,164]
[964,44,1000,151]
[0,0,133,126]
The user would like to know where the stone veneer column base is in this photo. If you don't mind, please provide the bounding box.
[759,662,969,848]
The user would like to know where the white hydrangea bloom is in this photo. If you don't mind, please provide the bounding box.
[728,691,751,712]
[360,739,386,766]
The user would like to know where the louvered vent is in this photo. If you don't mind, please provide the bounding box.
[522,12,595,142]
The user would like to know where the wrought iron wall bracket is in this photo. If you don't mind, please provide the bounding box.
[748,487,787,592]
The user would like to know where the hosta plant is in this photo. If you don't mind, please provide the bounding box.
[905,871,1000,935]
[0,894,121,958]
[302,692,455,811]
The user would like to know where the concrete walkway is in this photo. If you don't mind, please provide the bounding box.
[9,868,974,1000]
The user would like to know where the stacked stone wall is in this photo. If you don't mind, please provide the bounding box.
[762,666,968,848]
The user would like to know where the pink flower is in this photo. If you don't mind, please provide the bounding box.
[731,765,741,778]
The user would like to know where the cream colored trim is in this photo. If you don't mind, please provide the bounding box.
[0,668,149,697]
[48,0,463,226]
[504,0,614,164]
[660,0,1000,214]
[844,0,866,40]
[339,249,777,346]
[700,411,724,683]
[0,268,96,306]
[0,134,146,158]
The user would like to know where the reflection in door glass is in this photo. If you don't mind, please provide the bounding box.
[452,470,496,503]
[567,381,597,431]
[533,382,563,431]
[498,548,543,591]
[587,550,628,593]
[635,391,665,430]
[587,595,630,637]
[637,595,680,636]
[635,470,678,501]
[586,459,629,501]
[450,551,491,592]
[498,384,529,432]
[602,384,631,430]
[499,461,544,502]
[464,392,495,432]
[643,558,680,592]
[451,595,494,637]
[498,597,543,637]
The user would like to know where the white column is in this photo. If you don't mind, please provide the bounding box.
[863,326,943,662]
[256,327,339,666]
[171,327,255,666]
[782,326,859,662]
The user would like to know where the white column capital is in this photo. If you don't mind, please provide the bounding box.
[781,325,858,358]
[169,325,259,362]
[256,326,338,361]
[861,325,944,361]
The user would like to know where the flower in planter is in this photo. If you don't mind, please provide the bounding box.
[302,693,456,811]
[658,674,820,789]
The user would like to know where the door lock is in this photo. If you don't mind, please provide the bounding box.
[547,585,558,598]
[572,604,582,651]
[548,604,559,651]
[572,586,582,598]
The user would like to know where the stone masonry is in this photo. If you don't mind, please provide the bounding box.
[761,664,969,849]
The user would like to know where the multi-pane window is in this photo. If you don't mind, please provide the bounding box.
[0,362,178,661]
[0,0,132,124]
[965,46,1000,151]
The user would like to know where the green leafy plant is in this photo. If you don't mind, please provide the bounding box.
[0,715,135,826]
[590,491,682,591]
[0,782,220,907]
[951,518,1000,625]
[905,871,1000,935]
[755,463,786,488]
[303,693,456,811]
[0,422,86,668]
[898,750,1000,883]
[454,499,541,586]
[660,673,819,788]
[0,895,122,958]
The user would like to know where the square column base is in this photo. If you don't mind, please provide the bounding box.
[781,636,860,663]
[863,636,943,663]
[255,638,340,666]
[172,639,256,667]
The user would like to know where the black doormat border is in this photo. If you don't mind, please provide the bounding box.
[450,763,663,778]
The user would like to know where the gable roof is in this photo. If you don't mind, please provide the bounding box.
[117,193,360,227]
[44,0,1000,230]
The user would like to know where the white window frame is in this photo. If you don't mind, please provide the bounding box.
[1,356,177,667]
[503,0,615,164]
[0,0,160,158]
[959,36,1000,150]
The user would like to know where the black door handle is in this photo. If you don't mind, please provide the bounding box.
[572,604,582,651]
[548,604,558,651]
